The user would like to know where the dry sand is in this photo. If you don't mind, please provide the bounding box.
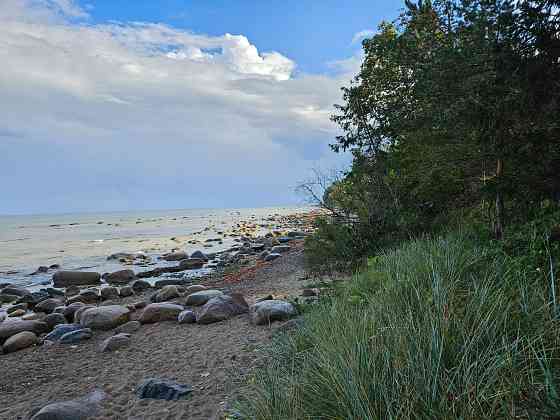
[0,249,307,420]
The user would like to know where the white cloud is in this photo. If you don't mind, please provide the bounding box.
[0,0,353,213]
[351,29,376,45]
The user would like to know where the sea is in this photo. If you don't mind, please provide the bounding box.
[0,207,309,289]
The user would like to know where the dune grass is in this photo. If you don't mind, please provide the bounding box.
[235,234,560,419]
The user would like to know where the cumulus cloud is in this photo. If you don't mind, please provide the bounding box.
[0,0,352,214]
[351,29,376,44]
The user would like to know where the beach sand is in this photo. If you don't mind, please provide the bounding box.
[0,248,307,420]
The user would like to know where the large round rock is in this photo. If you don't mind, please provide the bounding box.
[79,305,130,330]
[52,271,101,288]
[103,269,136,285]
[0,320,48,340]
[3,331,37,354]
[139,303,184,324]
[250,300,296,325]
[196,294,249,325]
[185,290,223,306]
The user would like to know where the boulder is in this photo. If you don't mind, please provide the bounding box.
[251,300,296,325]
[79,305,130,331]
[0,320,48,340]
[44,324,83,342]
[133,301,148,310]
[136,378,193,401]
[17,291,50,307]
[103,269,136,285]
[34,298,62,314]
[178,258,205,270]
[177,310,196,324]
[44,313,67,330]
[185,290,223,306]
[98,333,130,352]
[190,250,207,260]
[119,286,134,297]
[271,245,291,254]
[59,328,93,344]
[196,294,249,325]
[29,389,106,420]
[185,284,207,294]
[131,279,151,293]
[153,285,181,303]
[65,285,80,297]
[162,251,189,261]
[100,287,119,301]
[77,289,100,304]
[264,253,282,262]
[73,305,95,323]
[115,320,141,334]
[0,294,18,304]
[139,303,184,324]
[45,288,65,298]
[52,271,101,288]
[3,331,37,353]
[7,303,28,314]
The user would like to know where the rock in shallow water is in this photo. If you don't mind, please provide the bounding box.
[52,271,101,288]
[29,389,106,420]
[136,378,193,400]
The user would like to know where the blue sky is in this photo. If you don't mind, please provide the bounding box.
[82,0,403,74]
[0,0,404,215]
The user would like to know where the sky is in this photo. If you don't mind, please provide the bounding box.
[0,0,403,215]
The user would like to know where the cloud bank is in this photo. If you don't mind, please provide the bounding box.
[0,0,353,214]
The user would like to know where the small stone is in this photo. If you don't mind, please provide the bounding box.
[178,310,196,324]
[99,333,130,352]
[139,303,184,324]
[185,290,223,306]
[119,286,134,297]
[59,328,93,344]
[103,269,136,285]
[7,303,27,314]
[250,300,296,325]
[29,390,106,420]
[185,284,207,294]
[136,378,193,400]
[115,320,141,334]
[271,245,291,254]
[131,279,151,293]
[44,313,67,330]
[264,253,282,262]
[152,285,181,303]
[8,309,26,317]
[44,323,82,342]
[100,286,119,301]
[35,298,62,314]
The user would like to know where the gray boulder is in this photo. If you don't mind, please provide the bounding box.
[73,305,96,323]
[62,302,85,321]
[139,303,184,324]
[185,284,207,294]
[185,290,223,306]
[1,286,31,297]
[0,320,48,340]
[264,253,282,262]
[103,269,136,285]
[177,310,196,324]
[251,300,296,325]
[196,294,249,325]
[3,331,37,353]
[131,279,151,293]
[52,271,101,288]
[79,305,130,331]
[30,389,105,420]
[34,298,62,314]
[115,320,141,334]
[7,303,28,314]
[59,328,93,344]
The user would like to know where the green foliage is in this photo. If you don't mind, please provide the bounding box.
[236,233,560,419]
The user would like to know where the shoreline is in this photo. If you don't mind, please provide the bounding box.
[0,210,319,420]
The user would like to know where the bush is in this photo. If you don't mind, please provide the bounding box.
[235,234,560,419]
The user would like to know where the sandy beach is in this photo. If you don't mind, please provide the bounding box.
[0,212,316,420]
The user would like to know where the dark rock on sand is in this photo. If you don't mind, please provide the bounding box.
[251,300,296,325]
[152,285,181,303]
[115,320,141,334]
[98,333,130,352]
[44,323,83,342]
[264,253,282,262]
[34,298,62,314]
[52,271,101,288]
[136,378,193,401]
[185,284,207,294]
[196,294,249,325]
[59,328,93,344]
[177,310,196,324]
[29,389,106,420]
[79,305,130,331]
[139,303,184,324]
[3,331,37,353]
[0,320,48,340]
[62,302,85,321]
[185,290,223,306]
[100,286,119,301]
[103,269,136,285]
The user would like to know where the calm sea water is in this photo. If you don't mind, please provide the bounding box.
[0,207,308,288]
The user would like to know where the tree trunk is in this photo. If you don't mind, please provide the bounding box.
[495,157,504,240]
